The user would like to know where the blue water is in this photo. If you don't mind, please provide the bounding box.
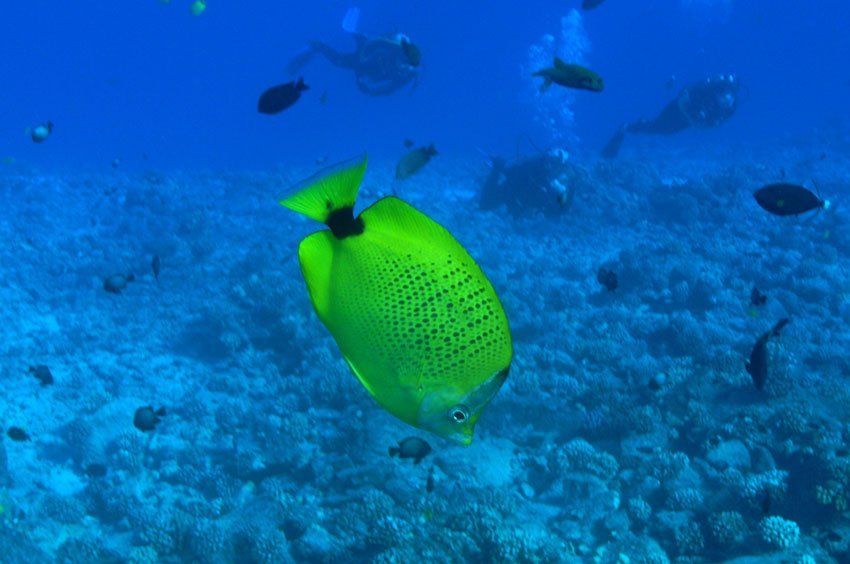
[1,0,849,562]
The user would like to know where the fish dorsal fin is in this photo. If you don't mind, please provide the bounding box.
[360,196,456,251]
[553,57,567,68]
[279,156,367,223]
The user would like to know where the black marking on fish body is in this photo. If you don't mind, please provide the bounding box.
[326,206,364,239]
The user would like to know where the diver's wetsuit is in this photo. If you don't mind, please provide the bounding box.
[480,152,571,219]
[288,34,419,96]
[602,74,739,157]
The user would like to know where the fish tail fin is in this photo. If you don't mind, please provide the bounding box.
[428,144,438,156]
[297,77,309,91]
[280,156,367,224]
[47,121,54,132]
[155,407,167,417]
[388,446,399,457]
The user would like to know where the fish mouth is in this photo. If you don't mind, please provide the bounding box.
[416,366,510,445]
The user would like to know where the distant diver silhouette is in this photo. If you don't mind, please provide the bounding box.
[286,7,420,97]
[602,74,740,158]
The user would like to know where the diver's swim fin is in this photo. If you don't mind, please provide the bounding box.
[342,7,360,33]
[286,45,317,76]
[601,126,627,159]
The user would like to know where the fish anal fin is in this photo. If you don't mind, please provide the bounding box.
[298,231,336,320]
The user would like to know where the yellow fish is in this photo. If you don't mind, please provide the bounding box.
[280,157,512,445]
[190,0,206,15]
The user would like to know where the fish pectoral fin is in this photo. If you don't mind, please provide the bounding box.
[298,231,336,320]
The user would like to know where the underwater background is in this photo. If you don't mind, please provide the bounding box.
[2,0,850,562]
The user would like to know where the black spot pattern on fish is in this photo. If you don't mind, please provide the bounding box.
[348,248,509,384]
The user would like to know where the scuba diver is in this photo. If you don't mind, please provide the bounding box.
[286,8,421,97]
[602,73,740,158]
[480,146,583,219]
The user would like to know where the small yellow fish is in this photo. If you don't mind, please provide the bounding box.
[190,0,206,15]
[280,156,512,444]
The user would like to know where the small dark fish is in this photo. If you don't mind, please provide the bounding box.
[533,58,604,92]
[257,77,309,115]
[6,427,31,442]
[753,183,829,216]
[85,463,108,479]
[745,318,789,391]
[836,448,850,458]
[151,255,161,281]
[582,0,607,9]
[103,273,135,294]
[596,267,618,291]
[761,490,772,515]
[403,138,415,149]
[389,436,432,464]
[395,144,438,180]
[426,467,435,493]
[133,406,166,432]
[28,364,54,386]
[648,371,666,391]
[750,286,767,307]
[30,121,53,143]
[400,38,421,67]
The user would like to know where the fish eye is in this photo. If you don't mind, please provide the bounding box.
[450,405,469,424]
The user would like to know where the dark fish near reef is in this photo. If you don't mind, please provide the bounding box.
[103,273,135,294]
[133,406,166,432]
[389,437,432,464]
[395,144,438,180]
[751,286,767,307]
[753,183,830,216]
[151,255,161,281]
[597,267,618,291]
[85,464,108,479]
[400,38,422,67]
[28,365,53,386]
[745,318,789,391]
[6,427,31,442]
[257,77,309,115]
[582,0,607,9]
[533,58,604,92]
